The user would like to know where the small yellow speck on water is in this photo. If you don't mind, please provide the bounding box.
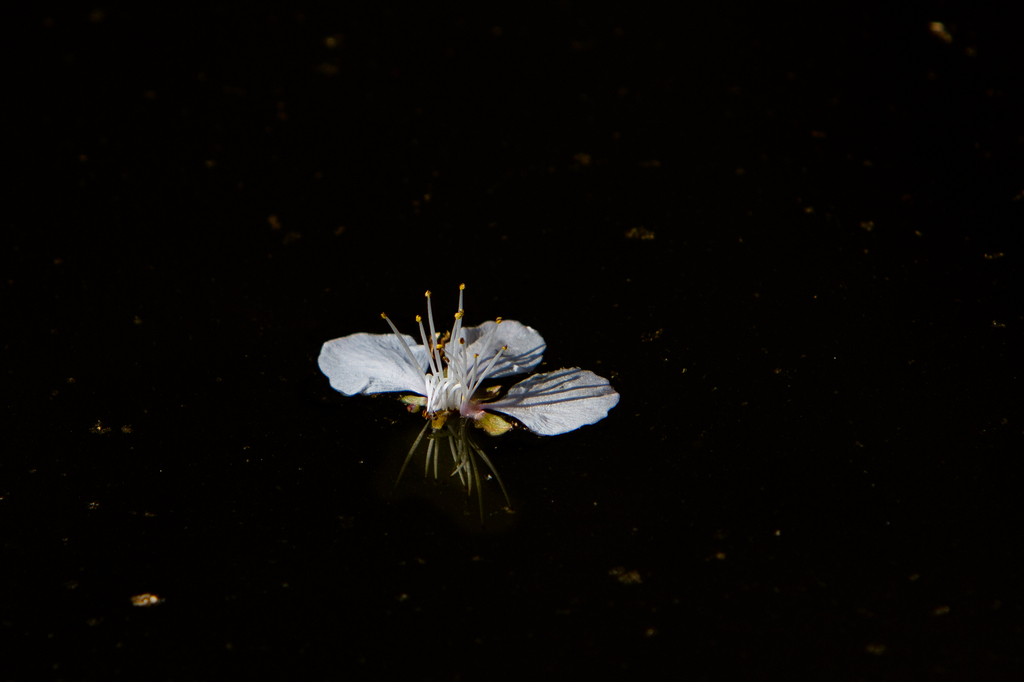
[929,22,953,43]
[131,593,163,607]
[640,328,663,342]
[624,227,655,240]
[608,567,643,584]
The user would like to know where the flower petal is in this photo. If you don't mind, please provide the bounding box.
[318,333,430,396]
[484,367,619,436]
[453,320,546,378]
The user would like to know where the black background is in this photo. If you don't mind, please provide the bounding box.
[4,3,1021,680]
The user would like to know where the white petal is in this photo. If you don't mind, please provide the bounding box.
[484,367,619,436]
[318,333,430,396]
[453,320,546,378]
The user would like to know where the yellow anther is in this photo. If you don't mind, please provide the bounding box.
[454,311,463,320]
[459,283,465,290]
[495,317,503,324]
[424,290,431,298]
[380,313,388,319]
[415,315,422,322]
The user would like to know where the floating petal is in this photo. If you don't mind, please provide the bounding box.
[485,367,619,436]
[318,333,430,396]
[450,320,546,379]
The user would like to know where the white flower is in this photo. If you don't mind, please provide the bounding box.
[317,285,620,518]
[318,284,619,436]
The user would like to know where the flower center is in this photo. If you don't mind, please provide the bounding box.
[381,285,506,420]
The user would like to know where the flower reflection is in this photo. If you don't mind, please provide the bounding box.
[400,413,512,520]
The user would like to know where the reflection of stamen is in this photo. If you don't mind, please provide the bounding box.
[395,417,512,523]
[396,420,431,486]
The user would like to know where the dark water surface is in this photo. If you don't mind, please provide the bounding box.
[4,5,1020,679]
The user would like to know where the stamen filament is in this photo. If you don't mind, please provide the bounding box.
[470,344,507,396]
[416,315,438,375]
[467,353,481,401]
[381,313,424,374]
[453,283,466,345]
[452,311,464,363]
[477,317,503,358]
[425,291,443,374]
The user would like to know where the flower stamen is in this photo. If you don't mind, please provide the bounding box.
[424,291,443,373]
[381,313,424,374]
[470,344,508,397]
[415,315,439,375]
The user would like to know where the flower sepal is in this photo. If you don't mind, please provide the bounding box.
[474,411,513,436]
